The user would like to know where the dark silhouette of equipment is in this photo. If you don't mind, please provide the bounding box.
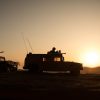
[23,47,83,75]
[0,56,18,72]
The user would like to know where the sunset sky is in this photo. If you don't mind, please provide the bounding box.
[1,0,100,68]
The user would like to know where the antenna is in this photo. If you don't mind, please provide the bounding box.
[21,33,28,54]
[27,39,33,53]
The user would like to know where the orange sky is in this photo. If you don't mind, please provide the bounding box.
[1,0,100,69]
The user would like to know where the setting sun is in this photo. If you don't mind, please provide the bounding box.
[82,51,100,68]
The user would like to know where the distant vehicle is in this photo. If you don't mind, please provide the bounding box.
[0,56,18,72]
[23,47,83,75]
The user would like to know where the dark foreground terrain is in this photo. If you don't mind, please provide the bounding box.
[0,71,100,100]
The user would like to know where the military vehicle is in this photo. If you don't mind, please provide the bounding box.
[0,56,18,72]
[23,47,83,75]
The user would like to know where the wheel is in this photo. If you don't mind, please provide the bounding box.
[70,70,80,76]
[7,67,11,72]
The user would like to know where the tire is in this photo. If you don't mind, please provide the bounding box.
[7,67,11,72]
[70,70,80,76]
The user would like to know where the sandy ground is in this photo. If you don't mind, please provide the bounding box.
[0,71,100,100]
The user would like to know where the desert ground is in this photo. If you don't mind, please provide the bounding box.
[0,71,100,100]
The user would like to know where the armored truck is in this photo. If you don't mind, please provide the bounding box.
[0,56,18,72]
[23,47,83,75]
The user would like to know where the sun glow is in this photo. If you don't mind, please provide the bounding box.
[82,51,100,68]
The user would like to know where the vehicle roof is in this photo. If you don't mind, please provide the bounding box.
[27,53,63,58]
